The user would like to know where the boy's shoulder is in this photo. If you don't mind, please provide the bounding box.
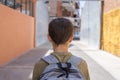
[42,54,84,65]
[36,54,86,68]
[34,58,49,68]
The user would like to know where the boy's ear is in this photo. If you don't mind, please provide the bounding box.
[69,34,74,42]
[47,34,52,42]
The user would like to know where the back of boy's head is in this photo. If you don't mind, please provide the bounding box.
[49,18,73,45]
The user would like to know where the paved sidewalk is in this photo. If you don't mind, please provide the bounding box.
[40,42,116,80]
[29,41,119,80]
[0,44,50,80]
[72,41,120,80]
[0,41,119,80]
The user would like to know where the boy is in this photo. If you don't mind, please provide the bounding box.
[32,18,90,80]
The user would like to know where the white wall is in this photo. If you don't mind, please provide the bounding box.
[80,1,101,49]
[36,1,49,47]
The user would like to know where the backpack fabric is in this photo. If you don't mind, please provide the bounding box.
[40,54,85,80]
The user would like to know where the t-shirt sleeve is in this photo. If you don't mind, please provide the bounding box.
[32,59,48,80]
[78,60,90,80]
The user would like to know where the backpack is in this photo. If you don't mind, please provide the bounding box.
[40,54,85,80]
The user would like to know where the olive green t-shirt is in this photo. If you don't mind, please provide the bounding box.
[32,52,90,80]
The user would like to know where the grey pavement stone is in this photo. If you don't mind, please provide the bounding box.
[70,50,116,80]
[0,41,117,80]
[6,48,48,67]
[70,41,117,80]
[0,67,32,80]
[0,42,50,80]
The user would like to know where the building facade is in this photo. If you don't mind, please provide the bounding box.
[0,0,35,16]
[45,0,81,40]
[36,0,49,46]
[80,0,102,49]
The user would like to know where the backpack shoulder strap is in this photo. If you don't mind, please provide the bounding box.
[42,54,59,64]
[68,55,83,66]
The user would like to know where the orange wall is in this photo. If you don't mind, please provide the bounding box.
[0,4,35,65]
[104,0,120,13]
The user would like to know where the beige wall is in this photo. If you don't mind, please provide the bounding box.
[102,0,120,57]
[102,9,120,57]
[0,4,35,65]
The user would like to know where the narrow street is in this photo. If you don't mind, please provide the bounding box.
[0,43,49,80]
[0,0,120,80]
[0,41,119,80]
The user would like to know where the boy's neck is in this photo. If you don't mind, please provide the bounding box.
[53,44,69,53]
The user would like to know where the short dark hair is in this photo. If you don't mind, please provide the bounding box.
[48,18,73,45]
